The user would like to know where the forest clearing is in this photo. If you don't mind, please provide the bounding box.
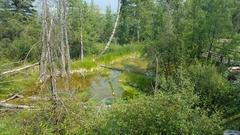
[0,0,240,134]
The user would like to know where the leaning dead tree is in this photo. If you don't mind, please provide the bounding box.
[100,0,122,56]
[59,0,71,77]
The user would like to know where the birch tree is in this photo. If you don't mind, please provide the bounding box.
[100,0,122,56]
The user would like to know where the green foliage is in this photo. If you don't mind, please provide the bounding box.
[0,69,38,99]
[188,63,230,111]
[1,0,240,133]
[71,44,143,70]
[87,93,223,135]
[71,57,97,69]
[124,72,153,93]
[121,85,141,100]
[100,6,114,43]
[68,0,104,58]
[0,0,40,62]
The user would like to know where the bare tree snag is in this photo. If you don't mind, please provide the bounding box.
[59,0,67,78]
[39,0,50,83]
[40,0,59,103]
[100,0,122,56]
[64,1,71,76]
[79,2,84,61]
[80,24,84,61]
[59,0,71,77]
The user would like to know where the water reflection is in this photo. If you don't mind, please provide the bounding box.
[89,70,122,101]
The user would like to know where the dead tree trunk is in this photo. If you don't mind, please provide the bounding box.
[47,19,58,102]
[59,0,70,77]
[40,0,58,102]
[100,0,122,56]
[0,102,32,109]
[154,55,159,92]
[39,0,49,83]
[80,25,84,61]
[63,0,70,75]
[79,3,84,61]
[59,0,67,77]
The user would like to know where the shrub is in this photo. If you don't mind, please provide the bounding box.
[188,63,230,111]
[87,93,223,135]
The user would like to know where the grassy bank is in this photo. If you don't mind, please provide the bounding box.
[71,43,143,70]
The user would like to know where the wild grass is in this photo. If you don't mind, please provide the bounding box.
[71,43,143,70]
[0,69,38,100]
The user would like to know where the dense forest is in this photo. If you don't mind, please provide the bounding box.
[0,0,240,134]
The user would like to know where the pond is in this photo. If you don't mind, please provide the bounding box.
[88,70,123,104]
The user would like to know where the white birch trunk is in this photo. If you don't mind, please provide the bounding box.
[100,0,122,56]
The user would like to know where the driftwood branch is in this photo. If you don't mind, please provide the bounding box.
[0,63,39,77]
[0,102,32,109]
[0,94,32,110]
[0,94,23,103]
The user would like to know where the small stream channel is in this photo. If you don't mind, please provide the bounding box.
[1,56,146,106]
[73,56,147,105]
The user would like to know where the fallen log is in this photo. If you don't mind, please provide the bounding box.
[228,66,240,74]
[0,94,23,103]
[0,63,39,77]
[100,65,125,72]
[0,108,22,112]
[0,102,32,109]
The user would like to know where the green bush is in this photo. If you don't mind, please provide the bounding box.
[188,63,230,111]
[125,72,154,93]
[86,93,223,135]
[121,85,141,100]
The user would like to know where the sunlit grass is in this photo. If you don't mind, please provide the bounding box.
[71,43,143,70]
